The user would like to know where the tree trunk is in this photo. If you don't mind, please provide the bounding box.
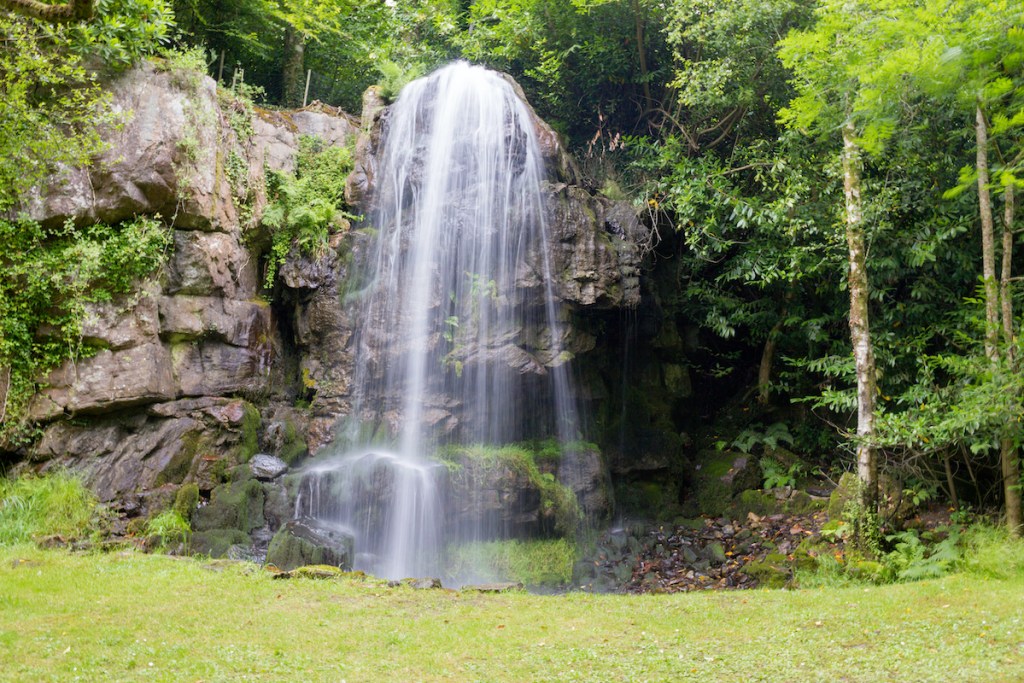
[999,183,1022,536]
[842,121,877,511]
[631,0,652,113]
[976,104,1000,361]
[0,0,93,22]
[282,24,306,108]
[757,320,783,406]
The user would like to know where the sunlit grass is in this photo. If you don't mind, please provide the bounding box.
[1,546,1022,682]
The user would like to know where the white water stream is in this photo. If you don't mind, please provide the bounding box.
[296,62,577,581]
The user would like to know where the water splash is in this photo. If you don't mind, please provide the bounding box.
[297,62,578,580]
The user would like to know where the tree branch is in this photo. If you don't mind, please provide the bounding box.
[0,0,93,23]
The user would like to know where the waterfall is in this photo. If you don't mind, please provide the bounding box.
[296,62,577,581]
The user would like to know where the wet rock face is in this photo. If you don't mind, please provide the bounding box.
[266,518,354,571]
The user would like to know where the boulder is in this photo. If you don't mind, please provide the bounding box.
[265,518,354,571]
[253,107,357,176]
[27,62,237,230]
[170,340,271,398]
[158,295,270,347]
[80,285,161,351]
[250,454,288,481]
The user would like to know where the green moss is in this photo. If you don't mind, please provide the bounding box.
[192,479,264,535]
[266,526,352,572]
[239,403,261,463]
[172,483,200,523]
[189,528,250,558]
[155,445,195,487]
[727,489,779,518]
[278,420,308,465]
[741,553,791,588]
[439,443,583,537]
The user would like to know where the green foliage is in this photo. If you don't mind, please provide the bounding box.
[445,538,577,586]
[261,136,357,287]
[144,509,191,551]
[375,59,427,102]
[0,14,114,213]
[731,422,794,454]
[0,472,99,546]
[884,528,960,582]
[0,216,171,442]
[71,0,175,68]
[960,523,1024,580]
[759,457,803,490]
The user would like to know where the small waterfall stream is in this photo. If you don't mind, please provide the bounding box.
[295,62,578,581]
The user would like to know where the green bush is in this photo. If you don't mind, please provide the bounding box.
[0,472,98,546]
[0,216,171,443]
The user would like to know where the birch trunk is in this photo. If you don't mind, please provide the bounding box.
[1000,183,1022,536]
[976,105,1000,361]
[843,121,877,510]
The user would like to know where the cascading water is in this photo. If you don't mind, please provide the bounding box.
[295,62,578,581]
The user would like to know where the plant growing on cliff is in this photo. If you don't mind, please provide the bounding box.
[260,135,358,287]
[0,216,170,443]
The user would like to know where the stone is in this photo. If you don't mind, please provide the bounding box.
[193,478,266,535]
[28,62,237,230]
[29,414,217,502]
[158,295,270,347]
[250,454,288,481]
[163,230,258,299]
[80,286,161,351]
[265,518,354,572]
[556,447,612,521]
[253,108,356,176]
[170,340,271,398]
[29,343,176,421]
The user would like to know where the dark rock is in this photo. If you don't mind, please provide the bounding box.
[190,529,251,557]
[265,518,354,572]
[29,343,176,421]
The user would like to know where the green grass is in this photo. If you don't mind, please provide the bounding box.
[446,538,577,586]
[0,471,98,545]
[1,546,1022,682]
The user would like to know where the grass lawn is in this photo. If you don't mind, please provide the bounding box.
[1,545,1022,682]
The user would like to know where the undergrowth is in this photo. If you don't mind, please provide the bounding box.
[795,521,1024,588]
[0,471,99,546]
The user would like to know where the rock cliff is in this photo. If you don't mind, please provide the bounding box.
[6,60,655,555]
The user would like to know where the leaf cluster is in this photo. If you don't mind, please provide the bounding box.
[260,135,358,287]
